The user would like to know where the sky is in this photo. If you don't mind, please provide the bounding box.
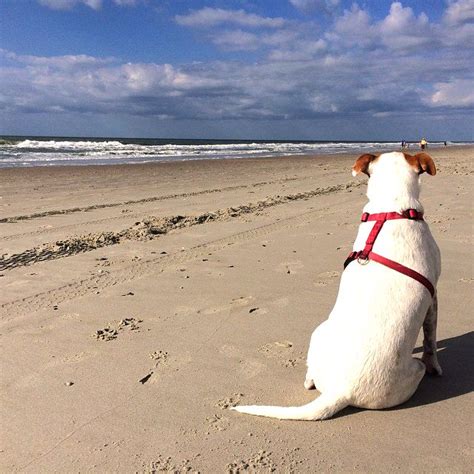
[0,0,473,140]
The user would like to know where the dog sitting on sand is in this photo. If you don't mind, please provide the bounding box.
[232,151,442,420]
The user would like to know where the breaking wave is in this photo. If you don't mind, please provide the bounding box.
[0,137,458,168]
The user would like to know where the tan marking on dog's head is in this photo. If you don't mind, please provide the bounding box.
[352,153,378,177]
[403,152,436,176]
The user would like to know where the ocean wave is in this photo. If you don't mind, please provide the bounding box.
[14,139,126,150]
[0,137,461,168]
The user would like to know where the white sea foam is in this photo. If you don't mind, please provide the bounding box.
[15,139,125,150]
[0,138,461,168]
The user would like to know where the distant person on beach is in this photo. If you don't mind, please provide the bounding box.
[401,141,406,148]
[420,138,428,150]
[444,141,447,146]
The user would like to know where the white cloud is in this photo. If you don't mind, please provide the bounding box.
[267,38,327,61]
[175,8,285,28]
[39,0,142,8]
[8,51,115,69]
[332,4,376,47]
[39,0,102,10]
[211,30,260,51]
[209,28,302,52]
[2,45,471,124]
[381,2,425,31]
[444,0,474,25]
[330,2,438,52]
[429,80,474,107]
[378,2,434,50]
[261,30,301,47]
[289,0,340,14]
[113,0,140,5]
[309,94,339,113]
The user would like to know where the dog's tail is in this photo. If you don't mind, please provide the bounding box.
[230,393,348,421]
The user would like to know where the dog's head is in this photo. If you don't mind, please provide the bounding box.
[351,151,436,208]
[352,152,436,178]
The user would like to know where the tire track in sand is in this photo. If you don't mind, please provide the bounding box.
[0,176,302,227]
[0,181,361,271]
[0,202,347,320]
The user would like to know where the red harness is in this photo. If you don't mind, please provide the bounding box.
[344,209,435,297]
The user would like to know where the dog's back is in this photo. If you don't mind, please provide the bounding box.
[317,235,437,403]
[232,152,441,420]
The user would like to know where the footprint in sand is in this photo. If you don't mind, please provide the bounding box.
[138,350,171,384]
[93,317,142,341]
[94,327,119,341]
[201,296,254,316]
[206,413,230,432]
[258,341,304,368]
[216,393,244,409]
[142,455,196,473]
[149,350,169,365]
[60,351,93,364]
[259,340,294,357]
[138,349,191,385]
[226,450,276,473]
[283,357,305,368]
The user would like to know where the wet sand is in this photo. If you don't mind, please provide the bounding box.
[1,147,473,472]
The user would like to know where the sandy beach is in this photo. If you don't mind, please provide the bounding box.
[1,147,473,472]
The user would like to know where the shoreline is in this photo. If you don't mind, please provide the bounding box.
[0,143,470,174]
[1,140,470,170]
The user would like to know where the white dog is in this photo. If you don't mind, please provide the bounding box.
[232,151,442,421]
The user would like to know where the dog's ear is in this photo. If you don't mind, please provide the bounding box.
[404,153,436,176]
[352,154,377,177]
[415,152,436,175]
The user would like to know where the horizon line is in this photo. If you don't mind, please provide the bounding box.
[1,134,470,143]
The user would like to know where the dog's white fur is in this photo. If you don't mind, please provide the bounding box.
[232,151,442,421]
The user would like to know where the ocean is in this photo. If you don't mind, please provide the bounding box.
[0,136,461,168]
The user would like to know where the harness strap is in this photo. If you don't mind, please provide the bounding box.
[344,209,434,297]
[369,252,435,297]
[361,209,423,222]
[361,219,385,257]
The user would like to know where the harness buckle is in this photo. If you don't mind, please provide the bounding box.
[357,254,370,265]
[361,212,369,222]
[407,209,418,219]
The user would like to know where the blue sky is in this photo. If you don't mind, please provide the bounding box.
[0,0,473,140]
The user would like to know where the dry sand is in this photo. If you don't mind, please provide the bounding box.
[1,147,473,472]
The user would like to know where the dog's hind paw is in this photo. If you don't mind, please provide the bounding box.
[422,354,443,376]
